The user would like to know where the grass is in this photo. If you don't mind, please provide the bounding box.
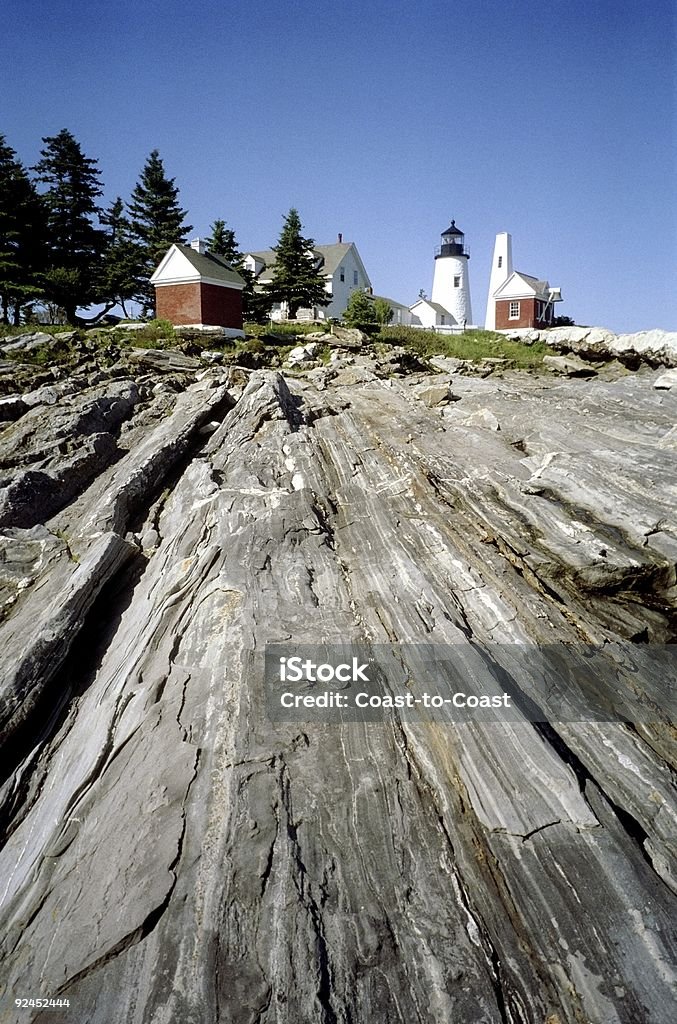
[244,320,326,339]
[120,319,177,349]
[0,323,78,339]
[376,326,548,369]
[0,317,549,375]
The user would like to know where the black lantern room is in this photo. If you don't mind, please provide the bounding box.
[437,220,469,259]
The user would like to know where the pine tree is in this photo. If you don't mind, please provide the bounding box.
[205,217,269,322]
[99,198,145,318]
[343,288,375,327]
[32,129,105,321]
[206,218,240,264]
[0,136,45,323]
[266,209,330,319]
[128,150,192,314]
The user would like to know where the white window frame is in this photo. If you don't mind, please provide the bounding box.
[339,267,345,282]
[353,270,358,286]
[509,301,520,319]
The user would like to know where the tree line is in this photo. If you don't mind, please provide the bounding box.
[0,129,362,327]
[0,130,196,324]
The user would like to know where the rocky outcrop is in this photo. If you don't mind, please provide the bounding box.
[504,325,677,367]
[0,355,675,1023]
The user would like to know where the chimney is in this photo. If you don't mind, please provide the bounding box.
[338,232,343,243]
[190,237,207,254]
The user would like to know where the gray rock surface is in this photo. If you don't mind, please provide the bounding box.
[0,332,56,355]
[543,353,598,377]
[0,362,675,1023]
[504,325,677,367]
[654,368,677,389]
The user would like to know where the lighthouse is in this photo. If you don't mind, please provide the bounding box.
[431,220,472,326]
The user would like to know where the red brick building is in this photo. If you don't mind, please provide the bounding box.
[151,240,245,335]
[493,272,562,330]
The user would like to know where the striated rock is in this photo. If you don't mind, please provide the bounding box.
[413,381,455,407]
[543,353,598,377]
[505,325,677,368]
[325,325,369,348]
[128,347,203,372]
[430,354,467,373]
[286,342,320,366]
[457,406,501,430]
[0,331,56,354]
[654,368,677,389]
[0,365,674,1023]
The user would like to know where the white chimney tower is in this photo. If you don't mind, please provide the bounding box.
[430,220,472,325]
[485,232,512,329]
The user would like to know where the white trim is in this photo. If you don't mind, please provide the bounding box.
[154,277,244,291]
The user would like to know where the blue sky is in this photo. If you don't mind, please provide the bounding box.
[2,0,675,332]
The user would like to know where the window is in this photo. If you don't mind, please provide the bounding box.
[498,256,503,268]
[509,301,520,319]
[440,315,445,325]
[339,267,345,282]
[453,275,461,287]
[353,270,358,286]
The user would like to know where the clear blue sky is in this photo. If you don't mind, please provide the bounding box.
[2,0,675,332]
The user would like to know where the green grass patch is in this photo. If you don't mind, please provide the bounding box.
[0,323,79,340]
[376,326,548,368]
[118,319,177,349]
[244,320,326,339]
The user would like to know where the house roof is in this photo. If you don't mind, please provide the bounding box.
[173,244,245,286]
[371,293,410,311]
[409,299,453,316]
[493,271,551,300]
[245,242,371,286]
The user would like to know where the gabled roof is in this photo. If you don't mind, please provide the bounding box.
[371,293,410,311]
[174,244,245,285]
[493,271,551,300]
[244,241,371,288]
[151,244,245,287]
[409,299,453,316]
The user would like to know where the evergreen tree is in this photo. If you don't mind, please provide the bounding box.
[206,218,240,264]
[373,297,394,326]
[0,136,45,323]
[343,287,375,327]
[128,150,192,314]
[32,128,105,321]
[99,197,145,318]
[243,276,273,324]
[205,217,270,322]
[266,209,330,319]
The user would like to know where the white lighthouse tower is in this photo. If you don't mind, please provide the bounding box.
[484,232,513,329]
[431,220,472,325]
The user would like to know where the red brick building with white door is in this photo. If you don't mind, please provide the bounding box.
[151,240,245,335]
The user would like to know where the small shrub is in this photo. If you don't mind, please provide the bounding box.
[148,318,176,339]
